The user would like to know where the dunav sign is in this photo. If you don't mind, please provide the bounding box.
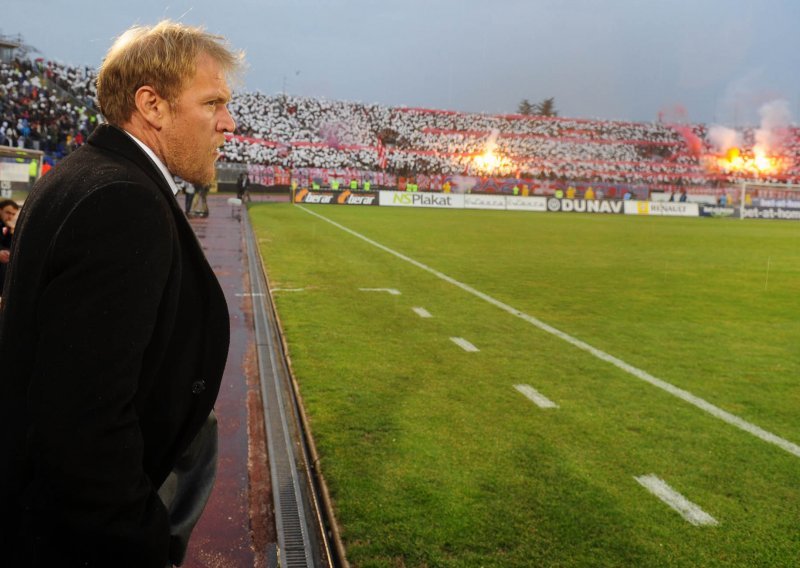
[547,198,624,214]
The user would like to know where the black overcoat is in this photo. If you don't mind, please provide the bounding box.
[0,124,230,566]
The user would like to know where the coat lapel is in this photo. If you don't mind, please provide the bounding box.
[87,124,178,206]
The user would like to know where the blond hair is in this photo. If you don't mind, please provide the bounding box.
[96,20,244,125]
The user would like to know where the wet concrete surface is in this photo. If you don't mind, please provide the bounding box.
[181,194,277,567]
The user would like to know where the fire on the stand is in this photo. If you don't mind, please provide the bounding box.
[704,146,790,177]
[474,150,501,172]
[472,149,515,175]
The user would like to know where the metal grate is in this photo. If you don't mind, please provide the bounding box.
[243,212,329,567]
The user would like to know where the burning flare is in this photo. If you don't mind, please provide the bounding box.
[703,100,793,177]
[474,150,502,172]
[708,146,787,176]
[471,129,514,174]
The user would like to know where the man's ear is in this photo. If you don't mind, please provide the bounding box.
[133,86,169,128]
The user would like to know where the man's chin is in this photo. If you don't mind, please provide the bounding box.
[180,169,214,187]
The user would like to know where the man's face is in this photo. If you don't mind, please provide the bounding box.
[1,205,19,225]
[162,53,235,185]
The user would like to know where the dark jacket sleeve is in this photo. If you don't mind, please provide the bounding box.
[21,182,175,567]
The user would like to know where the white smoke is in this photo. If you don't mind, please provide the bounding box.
[754,99,792,152]
[484,128,500,153]
[450,175,477,194]
[708,125,742,152]
[709,99,792,154]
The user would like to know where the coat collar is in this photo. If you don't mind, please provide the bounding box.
[87,123,176,201]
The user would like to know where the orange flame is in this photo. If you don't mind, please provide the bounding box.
[706,146,788,176]
[472,149,517,175]
[474,150,502,173]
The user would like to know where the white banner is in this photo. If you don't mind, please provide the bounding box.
[506,196,548,212]
[464,194,506,210]
[624,201,699,217]
[0,161,30,183]
[379,190,464,208]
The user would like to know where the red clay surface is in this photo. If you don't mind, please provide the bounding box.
[181,194,277,567]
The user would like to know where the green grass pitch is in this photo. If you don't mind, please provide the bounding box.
[249,202,800,567]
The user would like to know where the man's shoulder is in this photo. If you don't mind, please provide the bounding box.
[24,143,170,230]
[36,146,153,198]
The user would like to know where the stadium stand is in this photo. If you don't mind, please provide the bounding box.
[4,51,800,196]
[0,58,98,159]
[224,93,800,193]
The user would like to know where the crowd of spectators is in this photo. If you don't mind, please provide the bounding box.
[224,93,800,190]
[0,58,98,158]
[4,52,800,194]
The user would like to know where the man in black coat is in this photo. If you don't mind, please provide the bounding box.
[236,171,249,200]
[0,21,242,567]
[0,198,20,294]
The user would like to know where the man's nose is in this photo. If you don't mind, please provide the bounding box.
[219,106,236,133]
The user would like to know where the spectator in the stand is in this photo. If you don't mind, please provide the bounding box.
[0,198,20,294]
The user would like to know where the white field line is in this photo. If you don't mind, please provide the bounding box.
[269,288,305,293]
[359,287,401,295]
[235,292,267,297]
[412,307,433,318]
[297,206,800,459]
[451,337,479,352]
[635,474,719,527]
[514,384,559,409]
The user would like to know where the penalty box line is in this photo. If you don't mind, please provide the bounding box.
[296,205,800,460]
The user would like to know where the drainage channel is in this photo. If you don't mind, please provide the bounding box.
[243,210,335,568]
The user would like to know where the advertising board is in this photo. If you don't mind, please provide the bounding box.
[506,196,548,212]
[741,207,800,221]
[0,161,29,183]
[293,189,379,205]
[624,201,699,217]
[546,198,624,214]
[379,191,464,209]
[464,194,506,210]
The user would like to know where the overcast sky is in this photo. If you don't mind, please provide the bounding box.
[4,0,800,126]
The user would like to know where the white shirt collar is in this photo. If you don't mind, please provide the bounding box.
[123,130,180,195]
